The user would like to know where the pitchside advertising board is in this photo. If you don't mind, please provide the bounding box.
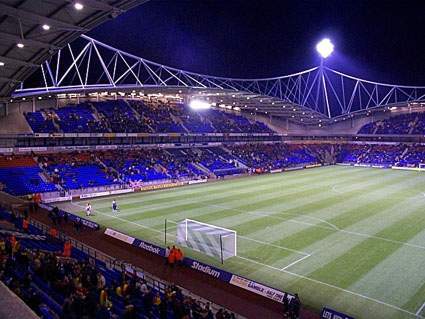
[40,203,100,230]
[104,227,294,304]
[321,307,354,319]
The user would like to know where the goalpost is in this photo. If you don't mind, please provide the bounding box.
[175,219,237,263]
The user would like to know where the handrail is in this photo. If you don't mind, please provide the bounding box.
[12,211,245,318]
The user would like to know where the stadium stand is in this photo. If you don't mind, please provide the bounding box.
[0,208,238,319]
[24,99,274,134]
[227,143,323,171]
[54,103,106,133]
[0,156,58,196]
[24,111,57,133]
[357,112,425,135]
[39,152,117,190]
[2,141,425,197]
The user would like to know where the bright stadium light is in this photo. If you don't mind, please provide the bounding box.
[189,100,211,110]
[74,2,84,10]
[316,38,334,59]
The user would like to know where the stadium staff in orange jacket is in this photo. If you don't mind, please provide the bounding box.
[168,245,177,266]
[63,240,72,257]
[175,248,184,265]
[22,218,29,233]
[49,227,58,240]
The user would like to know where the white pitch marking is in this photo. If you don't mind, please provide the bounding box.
[236,256,424,319]
[208,204,425,251]
[238,235,309,256]
[70,202,164,235]
[280,254,312,270]
[72,200,425,318]
[208,203,341,231]
[416,301,425,316]
[331,184,344,194]
[70,202,308,256]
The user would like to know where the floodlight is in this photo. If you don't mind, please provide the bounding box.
[189,100,211,110]
[17,43,24,48]
[74,2,84,10]
[316,38,334,58]
[42,24,51,31]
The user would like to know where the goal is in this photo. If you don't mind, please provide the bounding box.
[176,219,237,263]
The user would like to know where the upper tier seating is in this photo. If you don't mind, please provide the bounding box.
[357,112,425,135]
[55,103,105,133]
[128,100,185,133]
[24,111,57,133]
[25,99,275,134]
[93,100,143,133]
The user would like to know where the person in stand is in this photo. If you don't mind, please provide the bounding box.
[53,206,61,226]
[63,240,72,258]
[175,248,184,266]
[33,193,41,213]
[22,217,29,233]
[164,246,170,265]
[167,246,176,267]
[63,211,68,224]
[288,293,301,319]
[74,217,81,234]
[49,227,58,241]
[86,202,92,217]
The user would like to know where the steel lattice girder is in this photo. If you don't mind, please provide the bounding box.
[13,35,425,119]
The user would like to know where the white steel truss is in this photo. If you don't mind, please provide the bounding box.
[13,35,425,118]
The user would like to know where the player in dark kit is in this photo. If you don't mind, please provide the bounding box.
[112,200,119,213]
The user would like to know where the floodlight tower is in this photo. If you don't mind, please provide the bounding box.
[316,38,334,118]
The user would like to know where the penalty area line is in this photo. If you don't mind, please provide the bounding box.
[70,202,308,256]
[236,255,424,319]
[71,201,422,318]
[416,301,425,316]
[280,254,312,271]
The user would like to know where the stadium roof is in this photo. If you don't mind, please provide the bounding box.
[0,0,148,98]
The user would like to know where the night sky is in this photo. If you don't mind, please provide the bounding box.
[88,0,425,85]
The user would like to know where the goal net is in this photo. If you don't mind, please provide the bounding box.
[176,219,237,262]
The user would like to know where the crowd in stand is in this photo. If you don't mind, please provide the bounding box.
[337,143,408,166]
[98,149,204,182]
[0,210,238,319]
[38,152,118,190]
[128,101,185,133]
[25,99,273,135]
[227,143,322,171]
[1,140,425,196]
[190,148,243,177]
[357,111,425,135]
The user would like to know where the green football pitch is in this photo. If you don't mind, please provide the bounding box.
[59,165,425,319]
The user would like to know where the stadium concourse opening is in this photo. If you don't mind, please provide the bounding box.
[3,1,425,319]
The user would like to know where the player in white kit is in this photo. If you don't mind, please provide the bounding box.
[85,202,92,216]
